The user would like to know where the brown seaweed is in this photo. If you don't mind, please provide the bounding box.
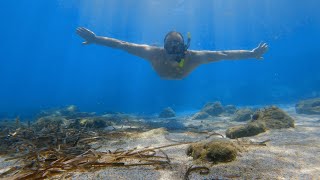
[0,122,194,180]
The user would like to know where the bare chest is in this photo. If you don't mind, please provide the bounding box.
[150,54,193,79]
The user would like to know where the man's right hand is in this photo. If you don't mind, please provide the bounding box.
[76,27,97,45]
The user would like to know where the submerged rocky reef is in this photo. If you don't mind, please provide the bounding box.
[0,101,317,179]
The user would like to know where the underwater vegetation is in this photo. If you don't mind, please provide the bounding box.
[186,139,238,163]
[0,102,301,179]
[0,106,179,179]
[226,106,295,139]
[0,105,218,179]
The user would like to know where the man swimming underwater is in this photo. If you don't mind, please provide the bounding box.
[76,27,268,80]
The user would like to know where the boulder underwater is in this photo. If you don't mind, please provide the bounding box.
[233,108,254,122]
[295,98,320,115]
[202,101,224,116]
[226,121,267,139]
[226,106,295,139]
[224,105,237,114]
[159,107,176,118]
[191,111,210,120]
[192,101,238,120]
[255,106,295,129]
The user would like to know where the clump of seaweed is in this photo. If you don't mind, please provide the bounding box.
[186,139,238,164]
[183,137,270,180]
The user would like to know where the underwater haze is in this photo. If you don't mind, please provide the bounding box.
[1,0,320,117]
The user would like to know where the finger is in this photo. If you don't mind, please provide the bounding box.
[82,41,90,45]
[262,45,268,53]
[76,28,86,35]
[79,27,93,34]
[262,43,267,48]
[258,42,263,48]
[77,29,91,37]
[85,29,94,35]
[76,30,86,37]
[77,27,86,34]
[76,29,83,35]
[78,28,88,34]
[80,29,94,37]
[78,27,87,31]
[77,27,89,33]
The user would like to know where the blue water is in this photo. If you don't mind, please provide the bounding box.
[0,0,319,117]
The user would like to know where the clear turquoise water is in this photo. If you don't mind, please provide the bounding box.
[0,0,319,117]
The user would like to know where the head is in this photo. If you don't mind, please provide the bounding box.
[164,31,186,55]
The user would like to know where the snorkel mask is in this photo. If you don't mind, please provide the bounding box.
[164,31,191,55]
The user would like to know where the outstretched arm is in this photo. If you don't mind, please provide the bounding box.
[76,27,161,61]
[190,43,268,64]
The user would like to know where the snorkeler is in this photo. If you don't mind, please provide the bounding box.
[76,27,268,80]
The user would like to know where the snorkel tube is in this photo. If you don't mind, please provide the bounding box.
[178,32,191,68]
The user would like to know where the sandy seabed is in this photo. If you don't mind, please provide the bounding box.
[1,106,320,180]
